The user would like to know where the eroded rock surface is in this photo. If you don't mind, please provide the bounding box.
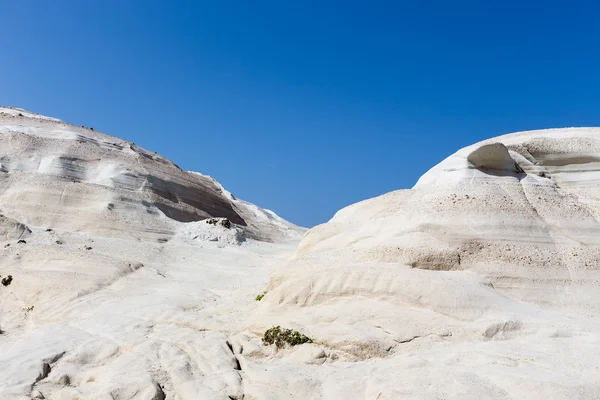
[2,108,600,400]
[248,128,600,399]
[0,107,304,400]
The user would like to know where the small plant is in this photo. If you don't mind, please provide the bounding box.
[1,275,13,286]
[255,291,267,301]
[206,218,231,229]
[262,326,312,349]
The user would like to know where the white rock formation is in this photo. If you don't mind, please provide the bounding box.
[247,128,600,399]
[0,107,304,399]
[1,107,600,400]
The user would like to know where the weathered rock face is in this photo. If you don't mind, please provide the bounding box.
[283,130,600,314]
[0,107,245,238]
[248,128,600,398]
[0,214,31,240]
[3,107,600,400]
[0,107,305,400]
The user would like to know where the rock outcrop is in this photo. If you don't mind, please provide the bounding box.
[248,128,600,399]
[0,107,247,238]
[0,107,304,400]
[2,108,599,399]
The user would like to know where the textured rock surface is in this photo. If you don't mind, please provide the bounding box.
[2,108,600,400]
[0,108,248,237]
[248,128,600,399]
[0,107,304,400]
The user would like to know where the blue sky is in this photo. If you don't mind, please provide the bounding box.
[2,1,600,227]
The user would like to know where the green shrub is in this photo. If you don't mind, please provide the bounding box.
[262,326,312,348]
[255,291,267,301]
[206,218,231,228]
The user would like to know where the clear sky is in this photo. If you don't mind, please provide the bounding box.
[2,1,599,227]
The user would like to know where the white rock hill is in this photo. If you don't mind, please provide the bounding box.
[0,107,304,399]
[247,128,600,399]
[2,107,600,400]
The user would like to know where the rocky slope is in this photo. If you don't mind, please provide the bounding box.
[246,128,600,399]
[2,107,600,400]
[0,107,303,400]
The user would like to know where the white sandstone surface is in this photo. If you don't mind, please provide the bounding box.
[0,107,304,399]
[1,107,599,399]
[249,128,600,399]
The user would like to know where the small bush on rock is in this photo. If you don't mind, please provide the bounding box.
[206,218,231,229]
[262,326,312,348]
[1,275,13,286]
[255,291,267,301]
